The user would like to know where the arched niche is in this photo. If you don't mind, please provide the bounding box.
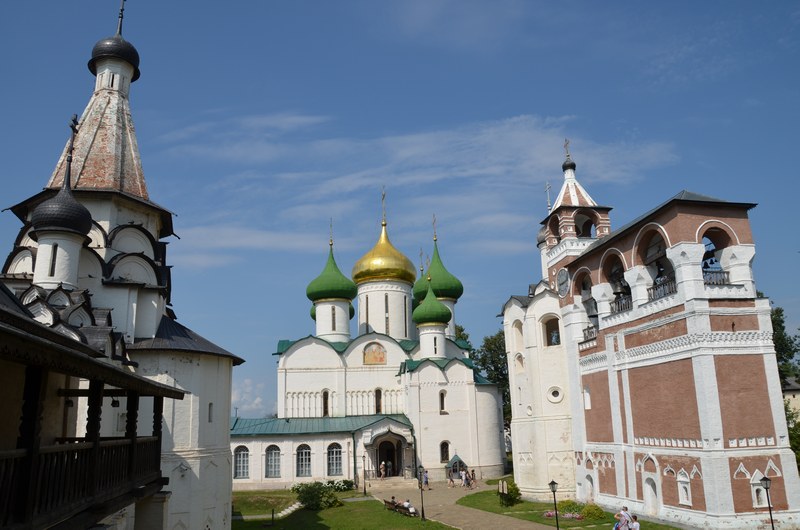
[108,254,159,286]
[108,225,157,259]
[574,209,598,238]
[5,248,34,275]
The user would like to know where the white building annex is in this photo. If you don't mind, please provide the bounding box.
[230,217,506,489]
[1,6,243,530]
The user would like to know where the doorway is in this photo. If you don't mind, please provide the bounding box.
[377,439,403,477]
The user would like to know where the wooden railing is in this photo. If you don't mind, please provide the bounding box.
[610,295,632,314]
[0,437,162,528]
[703,269,730,285]
[648,276,677,301]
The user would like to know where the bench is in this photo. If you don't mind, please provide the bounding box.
[382,499,418,517]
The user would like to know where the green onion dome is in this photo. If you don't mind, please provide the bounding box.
[307,243,357,301]
[427,238,463,300]
[310,304,316,321]
[412,281,452,325]
[412,264,428,302]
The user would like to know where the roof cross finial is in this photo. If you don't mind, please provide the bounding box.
[329,218,334,247]
[381,186,387,225]
[432,214,438,241]
[64,114,79,191]
[545,181,552,213]
[419,248,425,272]
[116,0,126,36]
[564,137,571,159]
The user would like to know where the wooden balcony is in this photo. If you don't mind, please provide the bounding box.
[0,436,164,529]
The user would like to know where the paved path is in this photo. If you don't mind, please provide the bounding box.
[369,480,553,530]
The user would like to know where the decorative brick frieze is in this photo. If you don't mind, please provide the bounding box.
[615,331,774,366]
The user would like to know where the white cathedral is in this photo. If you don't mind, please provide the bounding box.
[230,217,506,488]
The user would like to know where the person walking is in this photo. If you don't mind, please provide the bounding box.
[447,469,455,488]
[614,506,632,530]
[423,469,430,490]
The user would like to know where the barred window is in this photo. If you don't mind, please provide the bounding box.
[327,443,342,476]
[266,445,281,478]
[296,444,311,477]
[234,446,249,479]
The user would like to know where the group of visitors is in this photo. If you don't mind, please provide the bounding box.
[378,460,393,479]
[614,506,640,530]
[446,468,477,489]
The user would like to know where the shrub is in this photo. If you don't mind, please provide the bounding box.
[557,499,584,514]
[293,482,343,510]
[497,478,521,506]
[580,503,606,520]
[324,479,354,492]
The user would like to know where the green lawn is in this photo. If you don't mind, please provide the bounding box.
[232,490,297,517]
[232,497,453,529]
[457,490,679,529]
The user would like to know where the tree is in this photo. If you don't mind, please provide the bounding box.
[771,304,799,383]
[785,400,800,470]
[472,329,511,423]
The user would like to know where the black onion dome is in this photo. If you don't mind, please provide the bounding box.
[562,156,576,172]
[30,188,92,236]
[88,35,141,81]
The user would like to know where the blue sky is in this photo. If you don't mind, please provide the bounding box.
[1,1,799,417]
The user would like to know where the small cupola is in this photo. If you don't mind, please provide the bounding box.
[427,236,463,301]
[412,281,452,325]
[307,240,357,302]
[30,116,92,239]
[87,1,141,81]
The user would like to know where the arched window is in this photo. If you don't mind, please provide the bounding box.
[234,446,249,479]
[583,387,592,410]
[49,243,59,277]
[677,470,691,506]
[439,390,447,414]
[440,441,450,463]
[702,228,732,285]
[577,275,598,340]
[322,390,329,417]
[266,445,281,478]
[208,402,213,423]
[434,336,438,355]
[604,256,631,314]
[640,231,676,301]
[327,443,342,476]
[385,293,390,334]
[514,354,525,374]
[547,216,561,244]
[543,316,560,346]
[375,389,383,414]
[331,306,336,331]
[574,210,597,238]
[296,444,311,477]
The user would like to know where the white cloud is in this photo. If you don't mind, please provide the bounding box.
[232,378,269,417]
[163,113,677,267]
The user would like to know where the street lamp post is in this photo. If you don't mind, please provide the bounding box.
[362,453,367,496]
[549,480,560,530]
[760,476,775,530]
[418,465,426,521]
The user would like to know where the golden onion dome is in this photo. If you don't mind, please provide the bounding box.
[352,221,416,285]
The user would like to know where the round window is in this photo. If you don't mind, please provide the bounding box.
[547,386,564,404]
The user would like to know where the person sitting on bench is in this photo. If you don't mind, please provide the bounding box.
[402,499,417,514]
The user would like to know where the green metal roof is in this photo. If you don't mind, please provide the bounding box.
[427,239,463,300]
[274,334,419,356]
[412,282,451,325]
[306,245,357,302]
[397,357,494,385]
[230,414,413,436]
